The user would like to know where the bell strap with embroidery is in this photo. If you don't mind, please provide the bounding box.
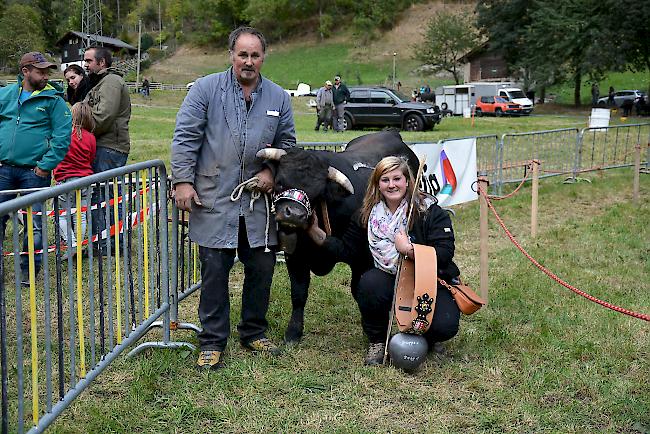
[395,244,438,334]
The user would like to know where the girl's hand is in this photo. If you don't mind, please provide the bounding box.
[395,229,412,256]
[307,213,326,245]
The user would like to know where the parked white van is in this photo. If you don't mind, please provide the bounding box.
[467,82,534,114]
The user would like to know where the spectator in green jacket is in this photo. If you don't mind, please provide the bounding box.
[332,75,350,132]
[0,52,72,284]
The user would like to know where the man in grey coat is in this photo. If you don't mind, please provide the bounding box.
[314,80,334,131]
[171,26,296,370]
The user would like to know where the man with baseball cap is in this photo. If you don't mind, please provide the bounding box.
[0,51,72,284]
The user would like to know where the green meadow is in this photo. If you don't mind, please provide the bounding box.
[38,92,649,432]
[47,167,649,433]
[0,87,647,432]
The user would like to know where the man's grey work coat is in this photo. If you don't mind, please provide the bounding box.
[171,68,296,249]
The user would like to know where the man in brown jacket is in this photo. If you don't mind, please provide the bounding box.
[83,46,131,252]
[84,46,131,171]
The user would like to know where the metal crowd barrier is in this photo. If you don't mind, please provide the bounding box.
[0,161,183,433]
[127,203,203,356]
[125,82,188,91]
[168,207,202,337]
[498,128,580,192]
[298,142,346,152]
[432,135,500,192]
[573,123,650,178]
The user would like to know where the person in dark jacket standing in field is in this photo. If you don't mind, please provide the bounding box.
[0,52,72,283]
[332,75,350,132]
[64,64,91,105]
[83,46,131,170]
[83,46,132,253]
[171,26,296,370]
[591,83,599,107]
[141,77,150,98]
[607,86,615,107]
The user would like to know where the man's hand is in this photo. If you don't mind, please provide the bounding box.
[255,167,275,194]
[174,182,202,212]
[34,167,50,178]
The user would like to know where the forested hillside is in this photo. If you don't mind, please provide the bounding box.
[0,0,427,61]
[0,0,647,106]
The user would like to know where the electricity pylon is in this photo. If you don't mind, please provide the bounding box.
[81,0,103,47]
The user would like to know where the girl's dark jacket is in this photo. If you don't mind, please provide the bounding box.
[320,199,461,282]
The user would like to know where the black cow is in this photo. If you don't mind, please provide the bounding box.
[257,130,418,342]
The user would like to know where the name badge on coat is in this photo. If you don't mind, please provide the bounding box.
[266,110,280,117]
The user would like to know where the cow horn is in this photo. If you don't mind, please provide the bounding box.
[256,148,287,160]
[327,167,354,194]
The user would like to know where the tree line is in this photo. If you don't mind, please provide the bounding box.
[0,0,422,71]
[2,0,646,106]
[417,1,649,106]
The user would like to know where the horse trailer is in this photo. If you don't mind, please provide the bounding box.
[434,85,475,116]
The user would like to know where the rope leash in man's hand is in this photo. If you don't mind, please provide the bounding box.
[230,177,272,252]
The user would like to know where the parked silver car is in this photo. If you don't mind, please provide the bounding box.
[597,89,646,107]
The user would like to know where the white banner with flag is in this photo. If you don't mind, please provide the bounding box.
[410,138,478,206]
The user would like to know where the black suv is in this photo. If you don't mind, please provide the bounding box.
[342,86,442,131]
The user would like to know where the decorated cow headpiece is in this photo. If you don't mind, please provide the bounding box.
[273,188,312,216]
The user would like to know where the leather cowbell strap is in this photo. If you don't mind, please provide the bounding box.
[395,244,438,334]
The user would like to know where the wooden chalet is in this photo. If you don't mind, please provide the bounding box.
[55,31,137,71]
[459,42,509,83]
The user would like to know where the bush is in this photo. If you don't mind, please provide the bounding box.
[141,33,154,51]
[0,4,46,71]
[118,29,133,46]
[319,13,334,39]
[140,59,152,70]
[147,47,165,62]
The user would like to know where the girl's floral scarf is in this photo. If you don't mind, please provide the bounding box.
[367,198,408,275]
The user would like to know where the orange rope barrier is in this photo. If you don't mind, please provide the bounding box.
[478,184,650,322]
[487,161,535,201]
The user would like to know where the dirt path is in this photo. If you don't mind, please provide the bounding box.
[146,46,230,84]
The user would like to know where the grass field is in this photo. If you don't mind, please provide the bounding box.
[548,70,650,106]
[1,89,648,432]
[45,165,649,432]
[144,40,413,91]
[42,92,649,432]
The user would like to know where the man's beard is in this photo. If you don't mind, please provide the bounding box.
[27,76,47,91]
[238,69,258,85]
